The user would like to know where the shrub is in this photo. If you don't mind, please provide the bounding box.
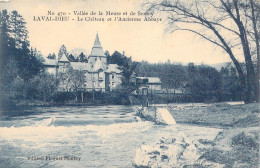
[231,132,258,149]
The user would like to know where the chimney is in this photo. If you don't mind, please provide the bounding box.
[122,51,125,56]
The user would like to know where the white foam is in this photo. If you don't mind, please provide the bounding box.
[0,120,153,142]
[34,116,56,127]
[156,108,176,125]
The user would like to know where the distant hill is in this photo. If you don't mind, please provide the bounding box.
[208,62,235,71]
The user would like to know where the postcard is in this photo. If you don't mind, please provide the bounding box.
[0,0,259,167]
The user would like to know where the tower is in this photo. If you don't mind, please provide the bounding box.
[58,53,70,73]
[88,33,107,66]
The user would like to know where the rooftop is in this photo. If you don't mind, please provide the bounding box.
[59,53,69,62]
[136,77,162,84]
[44,58,58,66]
[89,33,106,57]
[106,64,121,73]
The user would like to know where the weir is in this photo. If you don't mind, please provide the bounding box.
[136,106,176,125]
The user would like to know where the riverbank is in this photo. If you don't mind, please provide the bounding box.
[135,103,259,167]
[170,103,259,167]
[168,102,259,128]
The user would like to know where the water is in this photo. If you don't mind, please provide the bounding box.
[0,105,221,168]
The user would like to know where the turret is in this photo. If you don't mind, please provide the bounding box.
[88,33,107,66]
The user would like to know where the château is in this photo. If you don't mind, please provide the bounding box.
[44,33,122,92]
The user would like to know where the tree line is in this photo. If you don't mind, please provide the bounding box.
[0,8,257,110]
[47,44,88,62]
[0,9,137,108]
[135,61,242,102]
[0,10,46,109]
[144,0,259,103]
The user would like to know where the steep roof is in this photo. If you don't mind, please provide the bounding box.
[89,33,106,57]
[70,62,92,71]
[105,64,121,73]
[92,58,105,71]
[59,53,69,62]
[44,58,58,66]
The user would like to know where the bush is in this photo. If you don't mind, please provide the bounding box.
[52,92,75,103]
[231,132,258,149]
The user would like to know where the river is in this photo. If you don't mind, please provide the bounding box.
[0,105,222,168]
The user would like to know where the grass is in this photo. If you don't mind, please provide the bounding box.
[168,103,260,168]
[168,103,259,128]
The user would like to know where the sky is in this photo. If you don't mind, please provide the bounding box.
[1,0,241,64]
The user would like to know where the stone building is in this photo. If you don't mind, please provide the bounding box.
[44,33,122,92]
[136,77,162,91]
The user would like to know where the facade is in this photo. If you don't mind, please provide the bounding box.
[136,77,162,91]
[44,33,122,92]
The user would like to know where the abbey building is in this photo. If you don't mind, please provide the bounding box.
[43,33,122,92]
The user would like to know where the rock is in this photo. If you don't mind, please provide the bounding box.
[197,159,225,168]
[134,133,201,168]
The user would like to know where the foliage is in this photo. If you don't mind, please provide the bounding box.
[0,9,44,110]
[47,52,56,59]
[78,52,88,62]
[135,61,241,102]
[144,0,259,103]
[0,10,43,82]
[109,51,138,95]
[30,72,57,102]
[67,53,77,62]
[57,44,68,60]
[220,66,242,101]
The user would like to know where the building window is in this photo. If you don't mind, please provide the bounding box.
[98,69,104,80]
[112,82,115,88]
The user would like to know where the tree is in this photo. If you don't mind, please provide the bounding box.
[67,68,85,102]
[145,0,259,103]
[0,10,42,84]
[47,53,52,59]
[68,53,77,62]
[56,65,85,102]
[58,44,68,60]
[105,50,110,57]
[185,63,222,102]
[229,66,243,100]
[18,43,43,81]
[167,64,187,89]
[110,51,126,65]
[0,10,12,90]
[109,51,138,103]
[0,10,11,66]
[248,0,260,102]
[31,72,57,103]
[31,48,45,63]
[9,10,29,49]
[79,52,87,62]
[110,51,138,86]
[47,52,56,59]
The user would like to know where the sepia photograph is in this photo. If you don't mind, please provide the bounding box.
[0,0,259,167]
